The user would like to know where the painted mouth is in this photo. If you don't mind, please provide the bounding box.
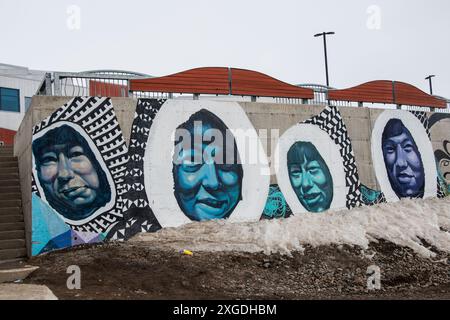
[397,173,414,184]
[302,193,321,201]
[60,186,87,198]
[196,198,227,209]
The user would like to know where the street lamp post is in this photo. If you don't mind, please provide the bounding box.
[314,31,335,87]
[425,75,435,95]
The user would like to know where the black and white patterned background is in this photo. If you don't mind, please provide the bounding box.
[410,110,446,199]
[31,97,129,233]
[304,105,364,209]
[106,99,166,241]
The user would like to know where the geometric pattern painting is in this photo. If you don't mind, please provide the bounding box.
[31,97,129,254]
[410,110,446,198]
[106,99,165,241]
[304,105,364,209]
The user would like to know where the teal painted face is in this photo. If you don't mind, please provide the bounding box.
[173,110,243,221]
[287,142,333,213]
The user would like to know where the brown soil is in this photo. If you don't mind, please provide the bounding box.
[24,240,450,300]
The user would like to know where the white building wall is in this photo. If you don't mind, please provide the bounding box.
[0,70,45,131]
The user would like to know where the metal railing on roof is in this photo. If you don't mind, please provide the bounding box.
[36,70,153,97]
[35,72,450,112]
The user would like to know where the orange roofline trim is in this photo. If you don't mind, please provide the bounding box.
[129,67,315,99]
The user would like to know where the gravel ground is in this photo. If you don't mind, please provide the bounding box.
[23,240,450,300]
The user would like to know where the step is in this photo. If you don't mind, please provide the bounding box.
[0,248,27,261]
[0,231,25,241]
[0,186,20,194]
[0,149,13,156]
[0,215,23,224]
[0,193,21,201]
[0,173,19,180]
[0,223,24,232]
[0,157,16,162]
[0,266,39,284]
[0,208,21,216]
[0,200,21,209]
[0,180,20,187]
[0,239,25,250]
[0,162,17,169]
[0,169,18,176]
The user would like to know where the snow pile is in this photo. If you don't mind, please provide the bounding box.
[132,197,450,258]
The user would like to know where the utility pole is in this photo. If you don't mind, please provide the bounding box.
[314,31,335,87]
[425,75,435,95]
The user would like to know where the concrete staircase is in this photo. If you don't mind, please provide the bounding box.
[0,146,26,263]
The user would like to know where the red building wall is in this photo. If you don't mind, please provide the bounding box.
[0,128,16,146]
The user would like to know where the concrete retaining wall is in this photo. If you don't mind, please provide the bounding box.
[15,96,450,257]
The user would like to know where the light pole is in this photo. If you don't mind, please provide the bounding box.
[314,31,335,87]
[425,75,435,95]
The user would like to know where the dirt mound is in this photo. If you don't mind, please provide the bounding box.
[24,240,449,300]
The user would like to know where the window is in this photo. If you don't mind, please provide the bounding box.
[25,97,32,111]
[0,87,20,112]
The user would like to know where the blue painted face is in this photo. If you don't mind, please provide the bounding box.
[287,142,333,213]
[382,119,425,198]
[173,110,243,221]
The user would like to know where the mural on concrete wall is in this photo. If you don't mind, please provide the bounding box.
[172,109,244,221]
[106,99,165,241]
[30,97,450,255]
[287,141,334,212]
[31,97,129,254]
[275,105,364,214]
[429,113,450,196]
[262,185,292,219]
[371,110,437,202]
[139,99,270,228]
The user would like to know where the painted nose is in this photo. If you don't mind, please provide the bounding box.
[301,171,313,193]
[57,153,74,182]
[202,163,220,191]
[395,144,408,170]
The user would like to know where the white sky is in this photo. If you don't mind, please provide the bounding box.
[0,0,449,98]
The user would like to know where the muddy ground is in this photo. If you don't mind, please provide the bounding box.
[23,240,449,300]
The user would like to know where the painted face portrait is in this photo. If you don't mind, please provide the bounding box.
[32,125,111,221]
[382,119,425,198]
[287,141,333,213]
[172,109,243,221]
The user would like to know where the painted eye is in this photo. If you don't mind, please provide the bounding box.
[309,168,320,175]
[41,156,57,165]
[403,144,414,153]
[385,147,395,154]
[181,160,202,172]
[443,160,450,167]
[69,151,84,158]
[218,164,237,172]
[290,170,302,178]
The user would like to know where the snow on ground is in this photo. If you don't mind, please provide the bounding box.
[132,197,450,258]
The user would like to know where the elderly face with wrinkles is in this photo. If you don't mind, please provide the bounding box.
[382,119,425,198]
[33,125,110,220]
[172,109,243,221]
[287,141,333,213]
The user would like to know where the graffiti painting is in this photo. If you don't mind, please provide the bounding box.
[106,99,165,241]
[262,185,292,219]
[287,141,334,213]
[142,99,270,227]
[31,97,128,254]
[371,110,437,201]
[275,106,362,214]
[172,109,244,221]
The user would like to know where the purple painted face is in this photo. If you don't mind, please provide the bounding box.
[382,121,425,198]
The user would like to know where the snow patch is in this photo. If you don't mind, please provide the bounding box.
[131,197,450,258]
